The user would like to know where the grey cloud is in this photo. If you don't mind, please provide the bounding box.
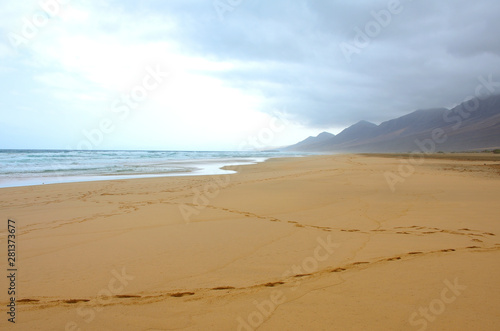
[136,0,500,128]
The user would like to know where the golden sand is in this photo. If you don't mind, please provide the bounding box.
[1,154,499,330]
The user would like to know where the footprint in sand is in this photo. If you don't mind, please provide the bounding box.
[114,295,141,298]
[408,252,423,255]
[440,249,455,252]
[18,299,40,303]
[264,282,285,287]
[64,299,90,304]
[212,286,235,291]
[386,257,401,261]
[331,268,346,272]
[170,292,195,297]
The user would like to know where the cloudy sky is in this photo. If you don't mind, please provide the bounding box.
[1,0,499,150]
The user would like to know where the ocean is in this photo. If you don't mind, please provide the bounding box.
[0,150,310,188]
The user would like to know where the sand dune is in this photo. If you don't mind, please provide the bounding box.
[1,154,499,330]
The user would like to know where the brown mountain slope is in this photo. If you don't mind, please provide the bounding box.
[286,94,500,152]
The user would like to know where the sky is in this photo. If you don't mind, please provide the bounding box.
[1,0,500,151]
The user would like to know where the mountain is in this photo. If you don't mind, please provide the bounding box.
[335,120,378,143]
[288,131,335,151]
[285,94,500,153]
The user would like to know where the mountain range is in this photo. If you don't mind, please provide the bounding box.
[285,94,500,153]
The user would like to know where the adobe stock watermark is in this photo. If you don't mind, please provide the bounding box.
[65,267,134,331]
[236,235,340,331]
[213,0,245,22]
[178,114,289,224]
[66,65,170,151]
[385,74,500,192]
[339,0,412,63]
[7,0,70,49]
[409,277,466,330]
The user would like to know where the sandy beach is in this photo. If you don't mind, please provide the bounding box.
[1,154,500,330]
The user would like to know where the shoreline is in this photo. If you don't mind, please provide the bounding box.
[2,152,499,190]
[0,149,315,189]
[0,156,273,189]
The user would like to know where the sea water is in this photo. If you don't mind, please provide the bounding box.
[0,150,310,188]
